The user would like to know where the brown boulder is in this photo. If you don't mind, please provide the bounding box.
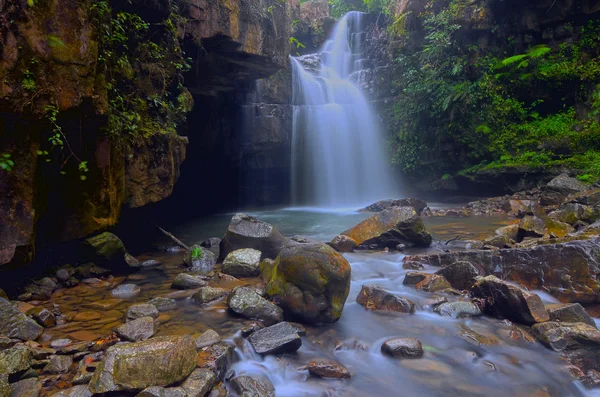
[356,285,415,313]
[329,235,357,253]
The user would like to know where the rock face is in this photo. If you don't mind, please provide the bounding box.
[358,198,428,215]
[248,322,302,355]
[261,243,351,324]
[0,298,43,341]
[227,287,283,326]
[219,213,290,261]
[222,248,262,277]
[356,285,415,313]
[88,335,197,393]
[342,207,432,248]
[472,276,550,325]
[404,238,600,303]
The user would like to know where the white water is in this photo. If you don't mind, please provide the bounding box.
[291,12,398,208]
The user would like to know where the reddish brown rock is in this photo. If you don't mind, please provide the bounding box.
[356,285,415,313]
[306,359,351,379]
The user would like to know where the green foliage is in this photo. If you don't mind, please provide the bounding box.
[191,246,204,259]
[389,0,600,181]
[21,70,36,92]
[0,154,15,172]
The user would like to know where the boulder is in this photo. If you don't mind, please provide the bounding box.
[342,207,432,248]
[0,346,32,375]
[116,317,155,341]
[171,274,207,290]
[569,188,600,206]
[329,235,357,253]
[84,232,138,271]
[501,199,532,216]
[8,378,41,397]
[305,359,351,379]
[229,376,275,397]
[0,298,43,341]
[42,355,73,374]
[548,303,597,328]
[136,387,187,397]
[381,338,423,359]
[434,301,482,318]
[221,248,262,277]
[248,322,302,355]
[403,273,451,292]
[227,287,283,326]
[51,385,93,397]
[219,213,289,261]
[549,203,597,225]
[126,304,159,321]
[356,285,415,313]
[358,198,428,215]
[540,174,589,205]
[147,297,177,311]
[472,276,549,325]
[180,368,217,397]
[518,216,547,238]
[434,261,481,290]
[196,343,234,380]
[531,321,600,376]
[261,243,351,324]
[26,307,56,327]
[195,329,220,349]
[495,224,520,241]
[403,238,600,303]
[88,335,197,393]
[192,287,229,305]
[183,245,217,272]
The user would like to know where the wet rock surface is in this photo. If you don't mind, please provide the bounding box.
[0,298,43,341]
[183,245,217,272]
[358,198,429,214]
[229,375,275,397]
[227,287,283,326]
[548,303,597,328]
[434,301,482,319]
[248,322,302,354]
[171,273,208,290]
[192,287,229,305]
[434,261,481,290]
[381,338,424,359]
[261,243,351,324]
[356,285,415,313]
[116,316,155,341]
[222,248,262,277]
[329,235,357,252]
[305,359,351,379]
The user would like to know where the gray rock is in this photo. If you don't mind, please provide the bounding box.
[0,346,32,375]
[195,329,220,349]
[27,307,56,327]
[434,301,482,318]
[219,213,290,261]
[356,285,415,313]
[147,297,177,311]
[172,273,207,290]
[51,385,93,397]
[0,298,43,341]
[227,287,283,326]
[229,375,275,397]
[222,249,262,278]
[126,304,159,321]
[111,284,141,298]
[541,174,589,205]
[84,232,137,271]
[434,261,481,291]
[197,343,234,380]
[548,303,597,328]
[140,260,162,268]
[136,386,187,397]
[56,269,71,282]
[358,198,428,215]
[9,378,41,397]
[381,338,423,358]
[116,317,155,342]
[183,245,217,272]
[201,238,221,248]
[88,335,197,393]
[192,287,229,305]
[42,355,73,374]
[248,322,302,355]
[180,368,217,397]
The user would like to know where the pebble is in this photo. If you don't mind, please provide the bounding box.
[381,338,424,359]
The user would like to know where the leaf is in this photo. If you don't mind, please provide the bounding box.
[47,35,65,48]
[500,54,527,67]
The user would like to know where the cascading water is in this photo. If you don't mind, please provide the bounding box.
[291,12,398,208]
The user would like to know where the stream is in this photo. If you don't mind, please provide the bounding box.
[42,208,598,396]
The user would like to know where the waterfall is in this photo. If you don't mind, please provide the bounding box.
[291,11,397,208]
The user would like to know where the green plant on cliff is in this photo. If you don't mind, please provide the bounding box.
[0,154,15,172]
[389,0,600,181]
[91,1,191,143]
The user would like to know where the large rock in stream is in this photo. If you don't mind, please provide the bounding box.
[358,198,428,214]
[341,206,432,248]
[84,232,139,271]
[219,213,290,261]
[227,287,283,326]
[0,298,43,341]
[88,335,197,393]
[403,238,600,303]
[540,173,590,206]
[261,243,351,324]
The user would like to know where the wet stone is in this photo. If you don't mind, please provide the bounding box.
[42,354,72,374]
[381,338,424,359]
[136,386,187,397]
[180,368,217,397]
[548,303,597,328]
[140,260,162,268]
[227,287,283,326]
[195,329,220,349]
[51,385,93,397]
[73,311,101,322]
[27,307,56,328]
[50,339,72,349]
[192,287,229,305]
[0,377,9,397]
[8,378,41,397]
[306,359,351,379]
[229,375,275,397]
[434,301,482,319]
[56,269,71,282]
[126,304,159,321]
[111,284,141,298]
[197,343,234,379]
[356,285,415,313]
[171,274,208,290]
[148,297,177,311]
[116,316,155,342]
[248,322,302,355]
[0,345,32,375]
[221,248,262,278]
[84,299,123,310]
[0,298,43,341]
[434,261,481,291]
[329,235,357,253]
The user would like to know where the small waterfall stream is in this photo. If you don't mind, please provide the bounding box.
[291,12,397,208]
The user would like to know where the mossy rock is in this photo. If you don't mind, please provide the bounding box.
[261,244,351,324]
[84,232,137,271]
